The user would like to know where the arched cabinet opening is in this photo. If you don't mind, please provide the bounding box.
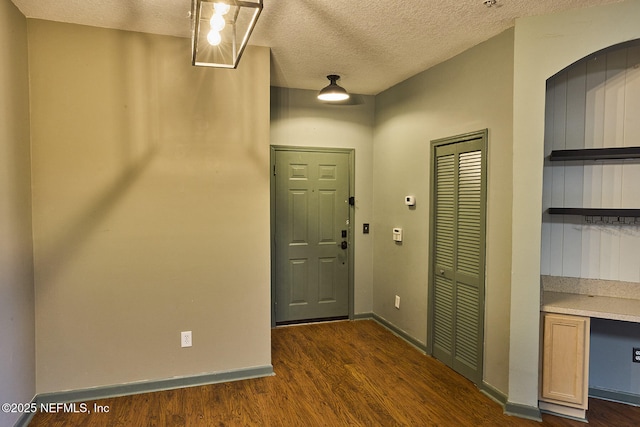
[539,39,640,420]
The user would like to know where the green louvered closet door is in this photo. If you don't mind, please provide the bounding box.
[429,130,487,386]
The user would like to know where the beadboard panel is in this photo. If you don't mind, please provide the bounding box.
[541,42,640,282]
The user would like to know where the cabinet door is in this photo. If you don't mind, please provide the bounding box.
[541,313,590,408]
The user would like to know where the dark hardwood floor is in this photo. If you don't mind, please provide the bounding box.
[28,320,640,426]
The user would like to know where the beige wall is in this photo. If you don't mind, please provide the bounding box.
[270,88,375,315]
[0,1,35,425]
[28,20,271,393]
[373,29,514,395]
[510,0,640,408]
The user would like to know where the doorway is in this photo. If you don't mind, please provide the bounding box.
[271,147,354,325]
[428,130,487,385]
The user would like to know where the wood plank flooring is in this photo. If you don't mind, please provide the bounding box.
[28,320,640,426]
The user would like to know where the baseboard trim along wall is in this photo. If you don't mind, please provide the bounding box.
[589,387,640,407]
[13,399,37,427]
[481,381,508,407]
[37,365,275,404]
[355,312,428,353]
[13,365,274,427]
[352,312,372,320]
[504,401,543,421]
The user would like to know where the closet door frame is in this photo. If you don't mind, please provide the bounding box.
[427,129,488,386]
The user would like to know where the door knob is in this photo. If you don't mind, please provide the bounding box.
[439,269,445,275]
[341,241,348,249]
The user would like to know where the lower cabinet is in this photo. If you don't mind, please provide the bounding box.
[539,312,590,420]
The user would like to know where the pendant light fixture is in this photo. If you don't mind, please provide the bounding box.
[317,75,350,102]
[191,0,263,69]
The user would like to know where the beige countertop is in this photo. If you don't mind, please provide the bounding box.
[542,291,640,323]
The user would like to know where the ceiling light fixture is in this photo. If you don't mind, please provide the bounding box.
[191,0,263,68]
[317,75,350,102]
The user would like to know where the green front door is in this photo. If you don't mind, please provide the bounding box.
[273,149,351,324]
[429,130,487,386]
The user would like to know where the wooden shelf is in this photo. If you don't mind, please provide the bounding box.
[548,208,640,217]
[549,147,640,161]
[547,147,640,219]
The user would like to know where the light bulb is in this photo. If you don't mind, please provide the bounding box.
[213,2,230,15]
[210,13,226,32]
[207,30,222,46]
[318,92,350,102]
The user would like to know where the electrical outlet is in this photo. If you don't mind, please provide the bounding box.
[181,331,192,348]
[633,347,640,363]
[394,295,400,309]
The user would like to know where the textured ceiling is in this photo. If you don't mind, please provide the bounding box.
[10,0,624,95]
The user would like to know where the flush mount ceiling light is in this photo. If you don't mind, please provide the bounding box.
[191,0,263,68]
[317,75,350,102]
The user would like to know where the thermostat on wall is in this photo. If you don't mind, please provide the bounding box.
[405,195,415,206]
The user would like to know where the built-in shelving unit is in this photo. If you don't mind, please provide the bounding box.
[550,147,640,161]
[548,147,640,219]
[548,208,640,217]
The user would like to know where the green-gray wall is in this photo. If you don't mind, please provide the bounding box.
[0,2,35,426]
[28,20,272,394]
[270,88,375,315]
[373,29,514,395]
